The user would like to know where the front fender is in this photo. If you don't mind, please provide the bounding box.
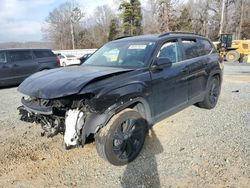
[83,96,152,137]
[87,82,148,113]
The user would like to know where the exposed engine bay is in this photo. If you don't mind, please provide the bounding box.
[18,95,92,149]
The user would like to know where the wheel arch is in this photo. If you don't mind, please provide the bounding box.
[206,70,222,89]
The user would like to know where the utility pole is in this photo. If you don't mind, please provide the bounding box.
[70,19,75,49]
[70,7,84,49]
[238,0,244,39]
[219,0,226,35]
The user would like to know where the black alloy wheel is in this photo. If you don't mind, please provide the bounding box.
[96,109,147,166]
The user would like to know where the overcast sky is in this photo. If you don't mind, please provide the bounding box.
[0,0,122,43]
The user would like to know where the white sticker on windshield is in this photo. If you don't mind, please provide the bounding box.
[128,45,147,50]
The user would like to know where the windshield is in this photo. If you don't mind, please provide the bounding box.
[84,41,156,68]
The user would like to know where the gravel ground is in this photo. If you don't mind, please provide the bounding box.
[0,63,249,187]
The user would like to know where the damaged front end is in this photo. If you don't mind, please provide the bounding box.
[17,66,137,150]
[18,95,92,149]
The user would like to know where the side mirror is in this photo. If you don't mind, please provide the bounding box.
[151,57,172,71]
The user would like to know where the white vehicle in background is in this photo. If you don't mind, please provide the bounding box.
[58,54,81,67]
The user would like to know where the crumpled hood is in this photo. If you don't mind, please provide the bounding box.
[18,65,132,99]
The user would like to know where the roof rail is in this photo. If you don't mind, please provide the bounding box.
[114,36,132,40]
[159,32,204,38]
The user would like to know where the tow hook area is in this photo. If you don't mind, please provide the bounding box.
[64,109,85,149]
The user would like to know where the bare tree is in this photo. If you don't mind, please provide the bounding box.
[143,0,181,34]
[42,0,249,49]
[42,2,84,50]
[143,0,160,34]
[94,5,115,44]
[76,4,115,48]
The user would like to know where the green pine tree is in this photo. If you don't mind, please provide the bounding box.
[119,0,143,36]
[108,19,120,41]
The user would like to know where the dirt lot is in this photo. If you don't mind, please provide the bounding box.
[0,64,249,188]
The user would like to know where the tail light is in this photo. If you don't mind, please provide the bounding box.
[56,56,60,66]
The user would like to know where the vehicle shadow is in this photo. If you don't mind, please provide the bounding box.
[121,129,163,188]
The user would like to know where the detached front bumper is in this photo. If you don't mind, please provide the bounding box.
[18,97,65,137]
[18,98,49,124]
[20,97,53,115]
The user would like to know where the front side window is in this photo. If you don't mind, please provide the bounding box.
[181,39,200,59]
[157,40,180,63]
[0,51,7,63]
[84,41,156,68]
[9,51,33,62]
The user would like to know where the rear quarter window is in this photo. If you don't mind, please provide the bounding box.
[198,39,214,56]
[33,50,55,58]
[9,50,33,62]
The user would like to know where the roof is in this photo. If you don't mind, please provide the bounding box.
[113,34,159,42]
[111,32,206,43]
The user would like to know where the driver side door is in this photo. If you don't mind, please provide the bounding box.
[150,39,189,121]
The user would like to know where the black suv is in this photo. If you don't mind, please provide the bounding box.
[18,32,223,165]
[0,49,59,87]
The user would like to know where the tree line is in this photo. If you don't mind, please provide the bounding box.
[42,0,250,50]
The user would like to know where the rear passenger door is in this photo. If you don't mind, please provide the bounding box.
[8,50,38,79]
[180,38,208,101]
[150,39,189,119]
[33,50,57,69]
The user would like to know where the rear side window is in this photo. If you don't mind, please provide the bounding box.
[33,50,55,58]
[9,51,33,62]
[0,51,7,63]
[181,39,200,60]
[199,39,213,56]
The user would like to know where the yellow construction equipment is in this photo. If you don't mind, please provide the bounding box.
[243,54,250,63]
[216,34,250,63]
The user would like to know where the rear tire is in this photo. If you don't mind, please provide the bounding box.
[226,50,240,62]
[95,109,147,166]
[197,76,221,109]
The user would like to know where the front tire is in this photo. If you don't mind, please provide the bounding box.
[95,109,147,166]
[197,76,221,109]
